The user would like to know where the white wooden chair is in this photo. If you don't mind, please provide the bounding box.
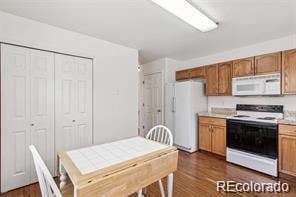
[138,125,173,197]
[29,145,72,197]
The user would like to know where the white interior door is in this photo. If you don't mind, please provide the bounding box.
[1,44,31,192]
[55,54,93,153]
[143,73,163,135]
[1,44,54,192]
[29,49,54,181]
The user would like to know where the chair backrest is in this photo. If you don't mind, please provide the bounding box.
[29,145,62,197]
[146,125,173,146]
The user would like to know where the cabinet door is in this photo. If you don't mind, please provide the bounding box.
[255,52,281,75]
[199,124,212,152]
[176,70,190,81]
[232,57,254,77]
[282,49,296,94]
[76,57,93,147]
[55,54,93,152]
[218,62,232,96]
[189,66,205,78]
[205,64,218,96]
[211,126,226,156]
[1,44,31,192]
[29,49,55,181]
[279,135,296,176]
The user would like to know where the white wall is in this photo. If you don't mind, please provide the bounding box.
[0,11,139,144]
[168,34,296,111]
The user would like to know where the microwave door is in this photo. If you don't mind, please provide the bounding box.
[233,81,264,96]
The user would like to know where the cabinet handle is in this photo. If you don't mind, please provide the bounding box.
[30,123,34,126]
[209,125,213,132]
[72,120,76,122]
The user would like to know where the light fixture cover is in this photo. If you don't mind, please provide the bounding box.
[151,0,218,32]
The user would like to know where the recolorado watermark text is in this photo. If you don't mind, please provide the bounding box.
[217,181,289,193]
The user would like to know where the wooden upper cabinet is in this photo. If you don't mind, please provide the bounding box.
[255,52,281,75]
[189,66,205,78]
[205,64,218,96]
[218,61,232,96]
[176,69,190,81]
[282,49,296,94]
[232,57,255,77]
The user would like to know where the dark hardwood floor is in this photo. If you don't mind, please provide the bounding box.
[1,150,296,197]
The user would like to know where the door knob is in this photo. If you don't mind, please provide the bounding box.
[157,109,161,112]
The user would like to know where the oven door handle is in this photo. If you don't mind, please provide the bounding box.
[227,119,278,129]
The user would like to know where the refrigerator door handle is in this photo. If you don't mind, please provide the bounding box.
[172,97,176,112]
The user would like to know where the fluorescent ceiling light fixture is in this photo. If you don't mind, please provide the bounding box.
[151,0,218,32]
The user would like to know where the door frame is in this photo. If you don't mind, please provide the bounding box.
[139,71,164,136]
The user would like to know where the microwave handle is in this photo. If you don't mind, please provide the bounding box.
[266,79,280,83]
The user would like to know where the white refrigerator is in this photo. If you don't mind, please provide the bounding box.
[165,81,207,153]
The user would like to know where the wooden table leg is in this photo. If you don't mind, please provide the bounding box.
[167,173,173,197]
[59,160,68,189]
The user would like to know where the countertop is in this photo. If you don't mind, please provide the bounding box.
[278,119,296,126]
[198,111,233,119]
[198,111,296,126]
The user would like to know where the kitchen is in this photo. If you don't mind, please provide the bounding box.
[140,37,296,195]
[169,49,296,176]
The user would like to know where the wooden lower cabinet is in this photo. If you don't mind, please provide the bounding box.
[199,117,226,156]
[211,125,226,156]
[279,124,296,176]
[199,124,212,152]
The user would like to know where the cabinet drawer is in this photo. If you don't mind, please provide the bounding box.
[199,117,226,127]
[279,124,296,136]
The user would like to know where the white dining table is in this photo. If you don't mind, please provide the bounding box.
[58,136,178,197]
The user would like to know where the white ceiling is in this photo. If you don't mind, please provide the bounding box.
[0,0,295,64]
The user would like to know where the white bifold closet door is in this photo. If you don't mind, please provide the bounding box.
[1,44,54,192]
[55,54,93,152]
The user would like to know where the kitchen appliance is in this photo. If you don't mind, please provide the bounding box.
[166,81,207,153]
[227,104,283,177]
[232,74,281,96]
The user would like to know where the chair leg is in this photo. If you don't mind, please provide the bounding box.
[143,187,147,195]
[167,173,174,197]
[158,179,165,197]
[137,189,143,197]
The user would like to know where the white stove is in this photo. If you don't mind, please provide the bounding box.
[227,109,284,124]
[226,104,284,177]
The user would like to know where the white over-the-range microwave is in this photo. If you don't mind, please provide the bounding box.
[232,73,281,96]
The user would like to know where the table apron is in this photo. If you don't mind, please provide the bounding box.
[76,150,178,197]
